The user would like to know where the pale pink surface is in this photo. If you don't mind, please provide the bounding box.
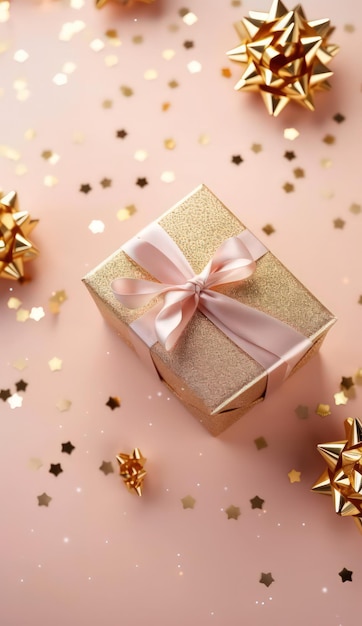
[0,1,361,625]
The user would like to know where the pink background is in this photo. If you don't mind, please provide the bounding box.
[1,1,361,624]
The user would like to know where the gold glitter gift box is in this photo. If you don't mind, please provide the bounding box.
[83,185,335,435]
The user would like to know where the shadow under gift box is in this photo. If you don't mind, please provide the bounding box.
[82,185,336,435]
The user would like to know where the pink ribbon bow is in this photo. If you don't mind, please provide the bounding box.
[112,222,312,388]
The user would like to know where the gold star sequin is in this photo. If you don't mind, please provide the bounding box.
[262,224,275,236]
[254,436,268,449]
[293,168,305,179]
[116,448,147,496]
[288,469,301,483]
[99,461,114,475]
[316,403,331,417]
[283,182,294,193]
[333,218,345,229]
[250,495,264,509]
[225,505,241,520]
[323,134,335,145]
[49,290,67,314]
[100,178,112,188]
[221,68,232,78]
[56,398,72,412]
[164,138,176,150]
[251,143,262,153]
[8,297,22,310]
[334,391,348,406]
[341,377,354,391]
[350,203,361,215]
[120,85,134,97]
[181,495,196,509]
[260,572,274,587]
[117,205,137,221]
[106,396,121,410]
[48,357,62,372]
[37,493,52,507]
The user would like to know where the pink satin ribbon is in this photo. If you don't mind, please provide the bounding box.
[112,222,312,392]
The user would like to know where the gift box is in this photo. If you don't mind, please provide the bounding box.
[83,185,335,435]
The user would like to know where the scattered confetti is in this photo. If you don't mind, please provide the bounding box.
[80,183,92,194]
[260,572,274,587]
[333,218,345,229]
[284,151,296,161]
[333,113,345,124]
[61,441,75,455]
[117,205,137,221]
[350,203,361,215]
[341,377,354,390]
[44,176,58,188]
[120,85,133,97]
[0,389,11,401]
[250,496,264,510]
[56,398,72,412]
[180,10,198,26]
[284,128,299,141]
[283,182,294,193]
[334,390,348,406]
[88,220,105,234]
[339,568,353,582]
[251,143,262,153]
[7,393,23,409]
[16,309,30,323]
[136,177,148,188]
[164,138,176,150]
[323,134,335,145]
[28,458,43,471]
[37,493,52,507]
[49,290,67,314]
[187,60,202,74]
[116,129,127,139]
[231,155,243,165]
[316,404,331,417]
[15,380,28,392]
[183,40,194,49]
[13,358,28,371]
[181,495,196,509]
[262,224,275,236]
[99,461,114,476]
[221,68,232,78]
[100,178,112,188]
[116,448,147,496]
[160,171,175,183]
[49,463,63,477]
[295,405,309,420]
[288,469,301,483]
[254,436,267,450]
[48,357,62,372]
[29,307,45,321]
[225,505,241,520]
[106,396,121,410]
[293,168,305,179]
[7,297,22,310]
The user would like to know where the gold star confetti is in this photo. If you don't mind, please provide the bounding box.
[334,391,348,406]
[0,191,39,281]
[49,290,67,314]
[164,138,176,150]
[312,418,362,533]
[15,380,28,392]
[333,113,345,123]
[116,448,147,496]
[100,178,112,188]
[333,218,345,229]
[13,357,28,370]
[225,505,241,520]
[283,182,294,193]
[227,1,338,116]
[88,220,105,234]
[56,398,72,412]
[7,393,23,409]
[49,463,63,477]
[250,495,264,509]
[293,168,305,179]
[102,100,113,109]
[80,183,92,194]
[29,307,45,321]
[16,309,30,322]
[284,150,296,160]
[321,158,332,169]
[120,85,133,97]
[117,205,137,221]
[260,572,274,587]
[99,461,114,475]
[262,224,275,236]
[180,9,198,25]
[355,369,362,384]
[323,134,335,145]
[37,493,52,507]
[339,567,353,582]
[28,457,43,470]
[48,357,62,372]
[136,177,148,188]
[168,80,179,89]
[341,377,354,391]
[288,469,301,483]
[251,143,262,153]
[61,441,75,455]
[316,403,331,417]
[221,68,232,78]
[254,436,268,450]
[198,134,210,145]
[0,389,11,401]
[350,203,361,215]
[295,405,309,419]
[181,495,196,509]
[162,102,171,111]
[44,175,58,188]
[106,396,121,410]
[161,171,175,183]
[7,297,22,310]
[284,128,299,141]
[231,155,243,165]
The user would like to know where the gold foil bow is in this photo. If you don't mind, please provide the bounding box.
[0,191,39,281]
[116,448,147,496]
[226,0,339,116]
[312,418,362,533]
